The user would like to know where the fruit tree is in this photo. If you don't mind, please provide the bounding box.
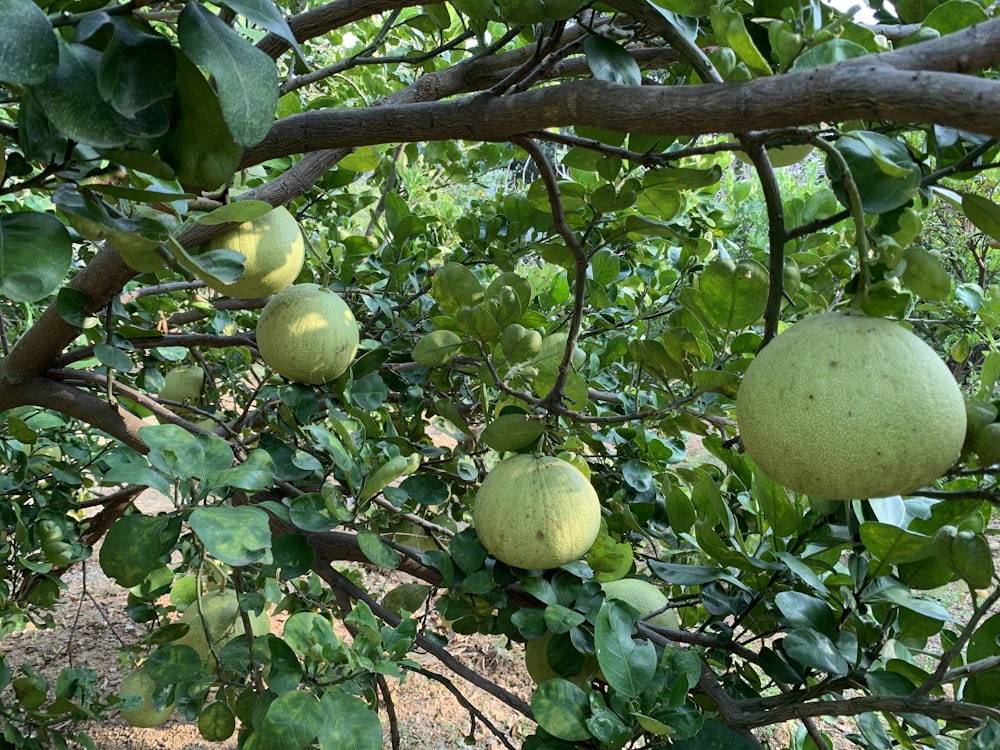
[2,0,1000,748]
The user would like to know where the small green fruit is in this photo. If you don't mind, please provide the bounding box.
[601,578,678,630]
[119,668,175,728]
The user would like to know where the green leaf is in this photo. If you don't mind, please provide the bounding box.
[0,0,58,84]
[594,600,657,698]
[359,454,420,502]
[188,506,272,567]
[212,449,277,491]
[480,413,546,452]
[197,200,275,226]
[789,39,869,72]
[315,691,383,749]
[531,679,592,742]
[259,690,324,750]
[199,701,237,743]
[456,303,501,342]
[0,211,73,302]
[584,35,641,87]
[338,146,381,173]
[827,132,921,214]
[356,530,402,569]
[710,7,771,76]
[922,0,987,34]
[412,330,463,366]
[862,578,955,621]
[94,343,134,372]
[32,40,128,148]
[223,0,305,59]
[670,722,761,749]
[97,19,176,118]
[100,514,179,587]
[782,630,849,675]
[178,4,279,147]
[699,258,769,330]
[859,522,933,565]
[774,591,837,637]
[431,262,484,317]
[140,425,235,481]
[901,246,952,300]
[962,192,1000,241]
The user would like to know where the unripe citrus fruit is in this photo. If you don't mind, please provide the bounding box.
[174,590,270,670]
[524,630,597,686]
[601,578,678,629]
[255,283,359,384]
[472,454,601,570]
[159,365,204,405]
[186,206,305,299]
[119,667,175,728]
[736,311,966,499]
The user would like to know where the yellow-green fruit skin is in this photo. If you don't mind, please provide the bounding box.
[174,590,270,669]
[601,578,678,630]
[736,311,966,500]
[255,283,360,384]
[194,206,305,299]
[472,454,601,570]
[119,667,175,728]
[160,365,204,404]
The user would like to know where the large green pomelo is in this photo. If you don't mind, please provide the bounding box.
[473,454,601,570]
[159,365,204,405]
[255,283,360,384]
[119,667,175,728]
[736,311,966,499]
[601,578,678,629]
[174,590,270,669]
[184,206,305,299]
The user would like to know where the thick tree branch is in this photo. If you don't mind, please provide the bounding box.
[243,65,1000,165]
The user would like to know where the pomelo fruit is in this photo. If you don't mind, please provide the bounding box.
[255,283,359,384]
[119,667,175,728]
[524,630,598,686]
[472,454,601,570]
[159,365,204,406]
[735,311,966,499]
[601,578,678,629]
[185,206,305,299]
[174,590,270,669]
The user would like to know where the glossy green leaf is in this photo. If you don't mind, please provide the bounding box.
[197,200,275,226]
[317,691,383,750]
[357,529,402,569]
[0,0,58,84]
[412,330,463,366]
[359,453,420,502]
[922,0,987,34]
[827,132,921,214]
[32,40,128,148]
[97,19,176,118]
[859,522,933,566]
[0,211,73,302]
[480,413,546,451]
[432,262,484,316]
[901,246,952,300]
[212,449,277,491]
[594,600,656,698]
[100,514,179,587]
[710,7,771,76]
[962,192,1000,241]
[94,343,134,372]
[789,39,868,72]
[700,258,769,330]
[178,3,279,147]
[782,629,849,675]
[224,0,304,59]
[259,690,324,750]
[774,591,837,637]
[584,35,641,87]
[199,701,237,743]
[188,506,272,567]
[531,679,592,741]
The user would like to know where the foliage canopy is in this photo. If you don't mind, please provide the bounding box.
[2,0,1000,748]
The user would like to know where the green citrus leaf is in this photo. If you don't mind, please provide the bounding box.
[531,679,592,741]
[316,691,384,750]
[710,6,771,76]
[0,211,73,303]
[699,257,769,330]
[188,506,272,567]
[259,690,325,750]
[96,18,176,118]
[0,0,58,85]
[782,629,850,675]
[827,132,921,214]
[178,3,279,147]
[584,35,641,87]
[198,701,237,743]
[922,0,987,34]
[197,200,275,226]
[100,514,180,587]
[412,330,463,366]
[356,529,402,570]
[901,246,952,300]
[32,40,128,148]
[594,599,657,698]
[962,192,1000,241]
[480,413,546,452]
[670,722,762,749]
[431,262,484,316]
[223,0,304,59]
